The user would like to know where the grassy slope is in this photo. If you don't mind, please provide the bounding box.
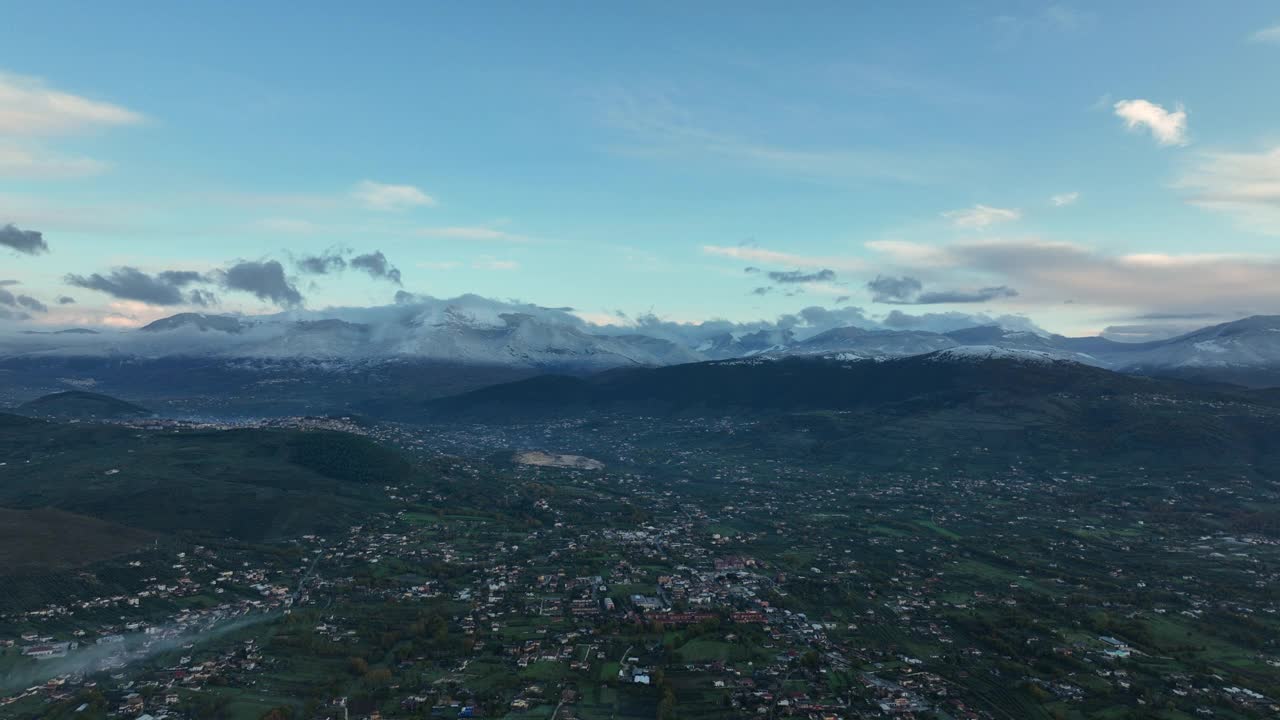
[0,414,410,542]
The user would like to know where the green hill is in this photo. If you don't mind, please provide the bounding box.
[0,414,411,542]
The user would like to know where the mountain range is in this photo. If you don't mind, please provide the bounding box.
[3,297,1280,416]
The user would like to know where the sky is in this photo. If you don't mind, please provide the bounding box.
[2,2,1279,340]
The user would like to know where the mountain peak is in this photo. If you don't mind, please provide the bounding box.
[139,313,248,334]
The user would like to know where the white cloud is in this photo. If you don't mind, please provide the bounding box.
[0,71,144,135]
[1249,25,1280,43]
[1177,144,1280,234]
[1051,191,1080,207]
[352,180,437,211]
[701,244,866,271]
[0,145,107,178]
[1113,99,1188,146]
[942,204,1020,228]
[866,236,1280,313]
[417,226,528,242]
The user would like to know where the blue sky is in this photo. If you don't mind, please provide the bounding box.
[2,2,1279,338]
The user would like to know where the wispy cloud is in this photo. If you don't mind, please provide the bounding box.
[598,90,931,184]
[867,237,1280,313]
[473,256,518,271]
[0,71,144,135]
[1177,144,1280,234]
[1249,24,1280,43]
[702,244,866,271]
[352,180,437,211]
[0,71,141,180]
[1114,99,1188,146]
[1051,191,1080,207]
[0,144,107,179]
[417,226,530,243]
[942,204,1021,229]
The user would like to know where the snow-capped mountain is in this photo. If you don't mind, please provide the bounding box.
[5,298,1280,388]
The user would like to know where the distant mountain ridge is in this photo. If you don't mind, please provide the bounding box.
[5,301,1280,392]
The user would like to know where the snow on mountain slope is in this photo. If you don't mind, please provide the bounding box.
[5,298,1280,383]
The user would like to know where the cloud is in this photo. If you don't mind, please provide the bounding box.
[1100,323,1202,342]
[417,226,529,243]
[743,266,760,274]
[597,89,932,184]
[219,260,303,306]
[349,251,402,285]
[473,257,519,271]
[868,237,1280,313]
[297,251,348,275]
[0,223,48,254]
[0,279,17,286]
[15,295,48,313]
[1249,25,1280,43]
[767,268,836,284]
[56,295,76,304]
[187,289,218,307]
[1051,191,1080,207]
[881,309,1041,334]
[0,145,107,178]
[942,204,1020,229]
[0,288,14,306]
[352,180,436,211]
[0,71,144,135]
[702,244,866,271]
[65,267,207,306]
[1177,144,1280,233]
[750,286,773,296]
[1113,99,1188,146]
[866,274,1018,304]
[866,275,923,302]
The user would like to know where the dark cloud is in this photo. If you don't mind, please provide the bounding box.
[867,274,1017,304]
[915,286,1018,303]
[0,279,19,286]
[16,295,48,313]
[768,268,836,284]
[350,251,402,285]
[219,260,303,307]
[57,295,76,305]
[297,252,348,275]
[65,267,206,306]
[159,270,207,286]
[751,286,773,296]
[187,289,218,307]
[0,224,49,255]
[0,288,45,319]
[867,275,924,302]
[394,290,420,304]
[743,266,761,274]
[835,295,851,304]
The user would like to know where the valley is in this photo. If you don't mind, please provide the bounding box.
[1,351,1278,719]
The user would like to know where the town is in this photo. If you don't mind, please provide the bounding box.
[2,413,1278,720]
